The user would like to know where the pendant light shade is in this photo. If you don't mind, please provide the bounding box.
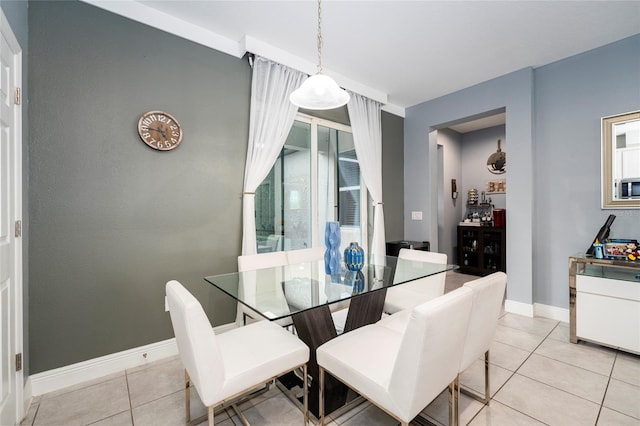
[290,74,350,110]
[290,0,350,110]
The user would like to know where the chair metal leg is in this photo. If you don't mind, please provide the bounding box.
[185,370,191,425]
[449,376,460,426]
[459,350,491,406]
[208,405,214,426]
[231,403,250,426]
[484,350,491,405]
[319,367,325,426]
[303,364,309,425]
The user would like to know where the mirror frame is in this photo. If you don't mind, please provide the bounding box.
[601,110,640,209]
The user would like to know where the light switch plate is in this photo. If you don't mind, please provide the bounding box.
[411,211,423,220]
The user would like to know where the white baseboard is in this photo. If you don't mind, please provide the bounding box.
[505,300,569,323]
[504,299,534,317]
[534,303,569,323]
[30,322,236,397]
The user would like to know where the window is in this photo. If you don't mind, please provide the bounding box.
[254,114,367,254]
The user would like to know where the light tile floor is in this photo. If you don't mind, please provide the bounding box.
[22,272,640,426]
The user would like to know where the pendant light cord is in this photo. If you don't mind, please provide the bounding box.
[317,0,323,74]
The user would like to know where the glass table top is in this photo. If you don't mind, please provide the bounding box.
[204,255,457,321]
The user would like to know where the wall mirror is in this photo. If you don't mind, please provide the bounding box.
[602,110,640,209]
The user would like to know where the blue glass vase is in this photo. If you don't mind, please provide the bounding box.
[324,222,342,275]
[344,242,365,271]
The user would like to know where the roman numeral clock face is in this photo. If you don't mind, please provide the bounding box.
[137,111,183,151]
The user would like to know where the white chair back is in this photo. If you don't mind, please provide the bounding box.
[238,251,288,271]
[237,251,291,326]
[389,286,473,420]
[394,249,447,292]
[286,247,325,264]
[398,247,446,263]
[459,272,507,372]
[166,280,225,407]
[385,249,448,314]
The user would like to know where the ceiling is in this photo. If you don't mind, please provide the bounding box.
[91,1,640,115]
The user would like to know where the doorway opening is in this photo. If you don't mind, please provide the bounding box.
[435,109,507,276]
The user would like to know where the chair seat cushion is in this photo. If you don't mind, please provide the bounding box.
[216,320,309,402]
[317,324,403,415]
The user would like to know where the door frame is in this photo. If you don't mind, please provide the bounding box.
[1,8,25,425]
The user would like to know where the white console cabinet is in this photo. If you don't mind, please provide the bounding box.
[569,255,640,354]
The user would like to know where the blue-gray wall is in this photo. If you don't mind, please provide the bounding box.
[533,34,640,308]
[405,69,534,305]
[435,128,462,262]
[405,34,640,310]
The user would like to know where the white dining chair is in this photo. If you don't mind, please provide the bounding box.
[285,247,325,265]
[236,251,291,327]
[457,272,507,407]
[238,251,288,272]
[283,247,326,310]
[166,280,310,425]
[384,248,447,314]
[286,247,352,334]
[317,286,474,426]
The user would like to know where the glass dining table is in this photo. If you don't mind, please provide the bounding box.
[204,255,456,418]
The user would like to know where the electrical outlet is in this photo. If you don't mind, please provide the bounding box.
[165,296,169,312]
[411,211,423,220]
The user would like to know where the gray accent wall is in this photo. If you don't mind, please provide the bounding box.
[27,1,405,373]
[382,111,404,241]
[28,1,250,373]
[2,0,29,378]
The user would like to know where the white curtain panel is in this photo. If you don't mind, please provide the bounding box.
[347,92,386,265]
[241,57,306,255]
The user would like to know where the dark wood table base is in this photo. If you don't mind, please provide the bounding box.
[292,288,387,417]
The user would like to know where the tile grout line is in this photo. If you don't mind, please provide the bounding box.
[530,347,614,379]
[591,351,640,423]
[594,351,617,426]
[519,325,623,411]
[27,401,40,426]
[509,322,630,422]
[482,321,564,425]
[125,368,134,425]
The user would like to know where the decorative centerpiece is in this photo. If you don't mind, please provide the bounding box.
[344,241,365,271]
[324,222,342,275]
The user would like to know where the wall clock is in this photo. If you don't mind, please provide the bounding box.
[137,110,183,151]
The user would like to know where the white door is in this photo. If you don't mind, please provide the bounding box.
[0,10,23,426]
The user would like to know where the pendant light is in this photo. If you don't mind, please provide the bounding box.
[290,0,350,110]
